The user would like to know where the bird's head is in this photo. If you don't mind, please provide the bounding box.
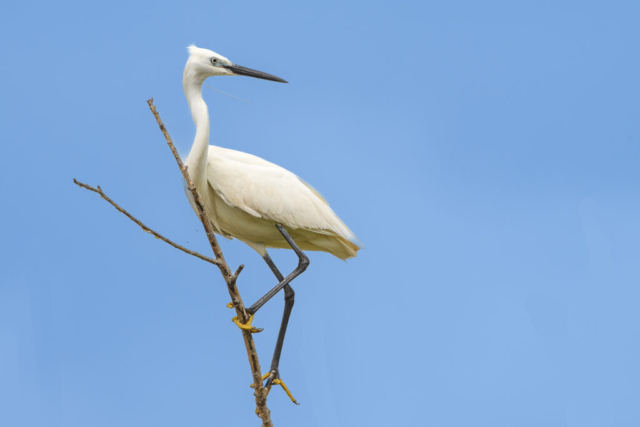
[184,45,287,84]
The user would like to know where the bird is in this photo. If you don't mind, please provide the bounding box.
[182,45,362,402]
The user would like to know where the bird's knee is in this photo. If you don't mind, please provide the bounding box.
[298,253,310,271]
[284,285,295,300]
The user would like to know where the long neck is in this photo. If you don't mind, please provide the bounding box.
[183,75,210,186]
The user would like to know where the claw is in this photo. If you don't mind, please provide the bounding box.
[253,370,299,404]
[231,315,263,333]
[228,302,262,333]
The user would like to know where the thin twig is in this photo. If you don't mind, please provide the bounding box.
[72,179,220,267]
[146,98,273,426]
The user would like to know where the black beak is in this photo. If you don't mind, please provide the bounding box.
[223,64,288,83]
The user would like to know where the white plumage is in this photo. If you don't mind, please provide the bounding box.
[182,46,362,260]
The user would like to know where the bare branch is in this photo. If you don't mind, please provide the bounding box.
[146,98,273,426]
[73,179,221,267]
[75,97,275,424]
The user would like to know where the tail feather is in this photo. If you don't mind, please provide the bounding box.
[295,229,362,260]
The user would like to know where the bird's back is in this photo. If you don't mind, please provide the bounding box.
[205,146,362,259]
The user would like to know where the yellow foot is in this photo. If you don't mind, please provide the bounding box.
[231,315,263,333]
[251,371,299,404]
[227,302,263,333]
[272,378,299,405]
[250,372,272,388]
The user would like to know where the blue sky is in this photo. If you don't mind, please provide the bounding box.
[1,1,639,426]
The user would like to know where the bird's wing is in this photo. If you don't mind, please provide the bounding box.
[206,146,360,245]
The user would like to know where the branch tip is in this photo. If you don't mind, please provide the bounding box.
[234,264,245,277]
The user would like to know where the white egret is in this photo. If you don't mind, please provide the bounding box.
[182,45,362,399]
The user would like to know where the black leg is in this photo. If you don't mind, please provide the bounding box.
[246,224,309,315]
[261,253,296,395]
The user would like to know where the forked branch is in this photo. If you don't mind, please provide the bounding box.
[73,99,273,426]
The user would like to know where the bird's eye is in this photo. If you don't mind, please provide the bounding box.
[211,58,219,65]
